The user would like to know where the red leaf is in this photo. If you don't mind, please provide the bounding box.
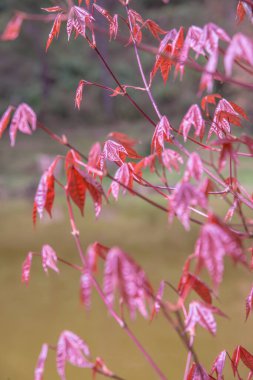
[1,13,24,41]
[103,247,153,319]
[41,244,59,274]
[134,154,157,175]
[102,140,128,168]
[187,363,210,380]
[150,281,165,320]
[201,94,221,117]
[9,103,37,146]
[151,116,172,154]
[75,80,88,109]
[237,1,246,23]
[21,252,33,286]
[0,106,14,138]
[88,142,102,173]
[33,158,58,224]
[57,330,92,379]
[246,285,253,320]
[42,6,63,13]
[208,98,239,140]
[34,344,49,380]
[107,131,138,148]
[46,13,62,51]
[229,101,248,120]
[232,346,253,374]
[145,19,167,39]
[67,166,86,215]
[179,104,205,142]
[178,272,212,304]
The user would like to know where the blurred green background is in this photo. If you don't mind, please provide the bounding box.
[1,0,253,379]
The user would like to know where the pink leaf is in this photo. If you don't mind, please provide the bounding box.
[161,149,183,172]
[21,252,33,285]
[9,103,37,147]
[225,33,253,76]
[101,140,128,168]
[184,153,203,181]
[194,214,245,290]
[168,182,207,230]
[80,271,92,310]
[108,163,133,200]
[67,6,94,41]
[208,98,239,140]
[185,301,223,336]
[151,116,172,154]
[41,244,59,274]
[1,13,24,41]
[246,284,253,320]
[0,106,14,138]
[210,350,226,380]
[103,247,153,319]
[56,330,92,380]
[34,344,48,380]
[179,104,205,142]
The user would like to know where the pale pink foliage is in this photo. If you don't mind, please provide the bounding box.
[80,270,92,310]
[225,33,253,76]
[109,163,133,200]
[41,244,59,274]
[9,103,36,146]
[101,140,128,169]
[194,215,245,290]
[56,330,92,380]
[185,301,219,336]
[184,153,203,181]
[103,247,153,319]
[246,284,253,320]
[21,252,33,285]
[161,149,183,172]
[34,344,49,380]
[179,104,205,142]
[210,350,226,380]
[168,182,207,230]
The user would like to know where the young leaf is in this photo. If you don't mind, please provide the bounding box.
[225,33,253,76]
[67,6,94,41]
[56,330,92,380]
[41,244,59,274]
[201,93,221,117]
[86,242,108,273]
[1,13,24,41]
[21,252,33,286]
[66,166,86,215]
[151,116,172,154]
[179,104,205,142]
[46,13,62,51]
[184,153,203,181]
[103,247,153,319]
[194,214,245,290]
[161,149,183,172]
[108,163,134,200]
[0,106,14,138]
[187,362,210,380]
[168,182,207,230]
[101,140,128,168]
[80,270,92,310]
[178,272,212,304]
[210,350,226,380]
[9,103,37,147]
[246,284,253,320]
[34,344,49,380]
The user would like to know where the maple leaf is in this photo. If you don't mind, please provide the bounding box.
[107,131,138,148]
[208,98,240,140]
[145,19,167,39]
[187,362,210,380]
[75,80,87,109]
[161,149,183,172]
[194,214,246,290]
[41,244,59,274]
[134,154,157,175]
[34,344,49,380]
[168,182,207,230]
[201,94,222,117]
[67,6,94,41]
[212,137,239,172]
[246,284,253,320]
[101,140,128,169]
[0,106,14,139]
[56,330,92,380]
[178,272,212,304]
[184,153,203,182]
[151,116,172,154]
[1,13,24,41]
[80,270,92,310]
[232,346,253,375]
[180,26,204,69]
[88,142,102,173]
[46,13,62,51]
[185,301,225,336]
[108,163,134,200]
[224,33,253,76]
[103,247,153,319]
[21,252,33,286]
[9,103,37,147]
[179,104,205,142]
[86,242,108,273]
[67,166,86,215]
[93,4,118,41]
[210,350,226,380]
[33,157,59,224]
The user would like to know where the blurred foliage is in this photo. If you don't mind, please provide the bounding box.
[0,0,252,128]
